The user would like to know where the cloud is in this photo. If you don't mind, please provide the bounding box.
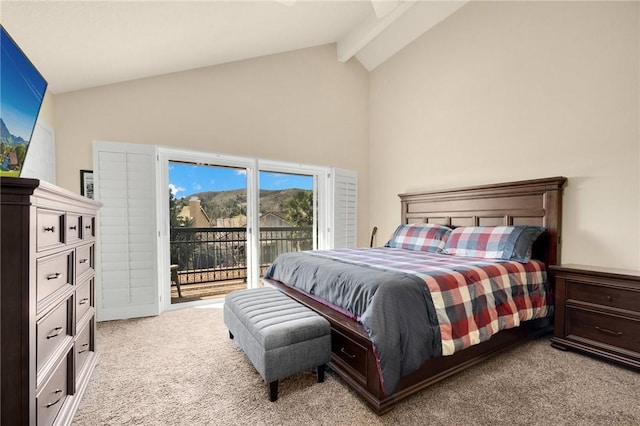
[169,184,185,196]
[192,183,202,191]
[235,169,247,176]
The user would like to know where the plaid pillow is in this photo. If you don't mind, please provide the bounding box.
[385,224,451,253]
[443,226,545,262]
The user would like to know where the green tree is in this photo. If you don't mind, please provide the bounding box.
[284,190,313,226]
[169,190,195,270]
[169,190,192,227]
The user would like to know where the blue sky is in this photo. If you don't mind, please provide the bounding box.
[1,27,47,140]
[169,162,312,199]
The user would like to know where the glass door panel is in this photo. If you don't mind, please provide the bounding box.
[258,171,315,276]
[168,161,248,304]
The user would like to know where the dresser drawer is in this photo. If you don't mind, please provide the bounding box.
[36,250,73,308]
[37,209,65,252]
[567,280,640,313]
[36,353,70,426]
[75,278,93,324]
[331,330,368,382]
[66,214,82,244]
[567,308,640,354]
[75,244,94,279]
[81,215,95,240]
[37,299,72,372]
[75,320,94,380]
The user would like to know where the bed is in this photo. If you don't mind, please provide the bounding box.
[263,176,567,414]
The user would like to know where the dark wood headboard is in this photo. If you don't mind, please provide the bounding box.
[398,176,567,267]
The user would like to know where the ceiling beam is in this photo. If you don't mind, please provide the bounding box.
[354,0,468,71]
[336,0,417,63]
[371,0,399,19]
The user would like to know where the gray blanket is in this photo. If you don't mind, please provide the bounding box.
[264,251,442,395]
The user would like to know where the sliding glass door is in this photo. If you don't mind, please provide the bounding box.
[158,149,339,311]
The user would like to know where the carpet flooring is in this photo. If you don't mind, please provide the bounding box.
[72,305,639,425]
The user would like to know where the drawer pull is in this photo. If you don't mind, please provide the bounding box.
[85,225,92,229]
[340,347,356,359]
[606,295,613,302]
[69,225,77,230]
[46,272,62,280]
[78,343,90,354]
[44,226,56,232]
[79,297,90,305]
[46,327,64,339]
[79,258,89,264]
[45,389,64,408]
[595,326,622,337]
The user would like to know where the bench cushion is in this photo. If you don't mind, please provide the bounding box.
[225,288,329,350]
[223,287,331,384]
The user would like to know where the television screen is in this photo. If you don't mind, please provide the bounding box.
[1,25,48,177]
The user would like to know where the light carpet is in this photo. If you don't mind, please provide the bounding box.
[72,306,639,425]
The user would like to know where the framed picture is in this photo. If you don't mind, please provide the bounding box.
[80,169,94,199]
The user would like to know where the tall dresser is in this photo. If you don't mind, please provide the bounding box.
[1,177,101,426]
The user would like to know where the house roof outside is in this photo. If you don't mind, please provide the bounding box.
[177,197,213,228]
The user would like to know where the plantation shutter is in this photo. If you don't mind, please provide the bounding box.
[330,167,357,249]
[93,141,159,321]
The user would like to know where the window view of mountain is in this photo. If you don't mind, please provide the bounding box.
[170,188,313,228]
[0,118,29,173]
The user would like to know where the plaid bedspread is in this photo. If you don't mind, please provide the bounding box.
[265,247,552,395]
[309,248,552,356]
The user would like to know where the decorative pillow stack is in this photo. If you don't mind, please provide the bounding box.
[442,225,545,262]
[385,223,452,253]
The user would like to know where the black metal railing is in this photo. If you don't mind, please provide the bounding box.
[170,226,313,285]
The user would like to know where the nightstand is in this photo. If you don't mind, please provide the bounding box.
[550,264,640,369]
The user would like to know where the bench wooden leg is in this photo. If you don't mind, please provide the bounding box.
[269,380,278,402]
[317,364,325,383]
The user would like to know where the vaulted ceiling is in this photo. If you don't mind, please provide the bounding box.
[1,1,467,94]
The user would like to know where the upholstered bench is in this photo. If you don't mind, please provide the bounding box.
[223,287,331,401]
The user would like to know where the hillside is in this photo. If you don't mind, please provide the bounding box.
[176,188,310,221]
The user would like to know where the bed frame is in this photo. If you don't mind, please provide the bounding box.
[265,176,567,414]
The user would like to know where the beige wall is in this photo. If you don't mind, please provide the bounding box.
[38,91,55,126]
[53,45,371,246]
[369,1,640,269]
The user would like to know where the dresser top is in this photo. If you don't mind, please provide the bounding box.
[1,176,102,209]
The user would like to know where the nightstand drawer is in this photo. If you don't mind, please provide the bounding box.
[567,280,640,313]
[567,308,640,354]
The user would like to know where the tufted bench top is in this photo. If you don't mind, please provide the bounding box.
[225,288,330,350]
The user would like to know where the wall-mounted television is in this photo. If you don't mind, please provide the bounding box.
[1,25,48,177]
